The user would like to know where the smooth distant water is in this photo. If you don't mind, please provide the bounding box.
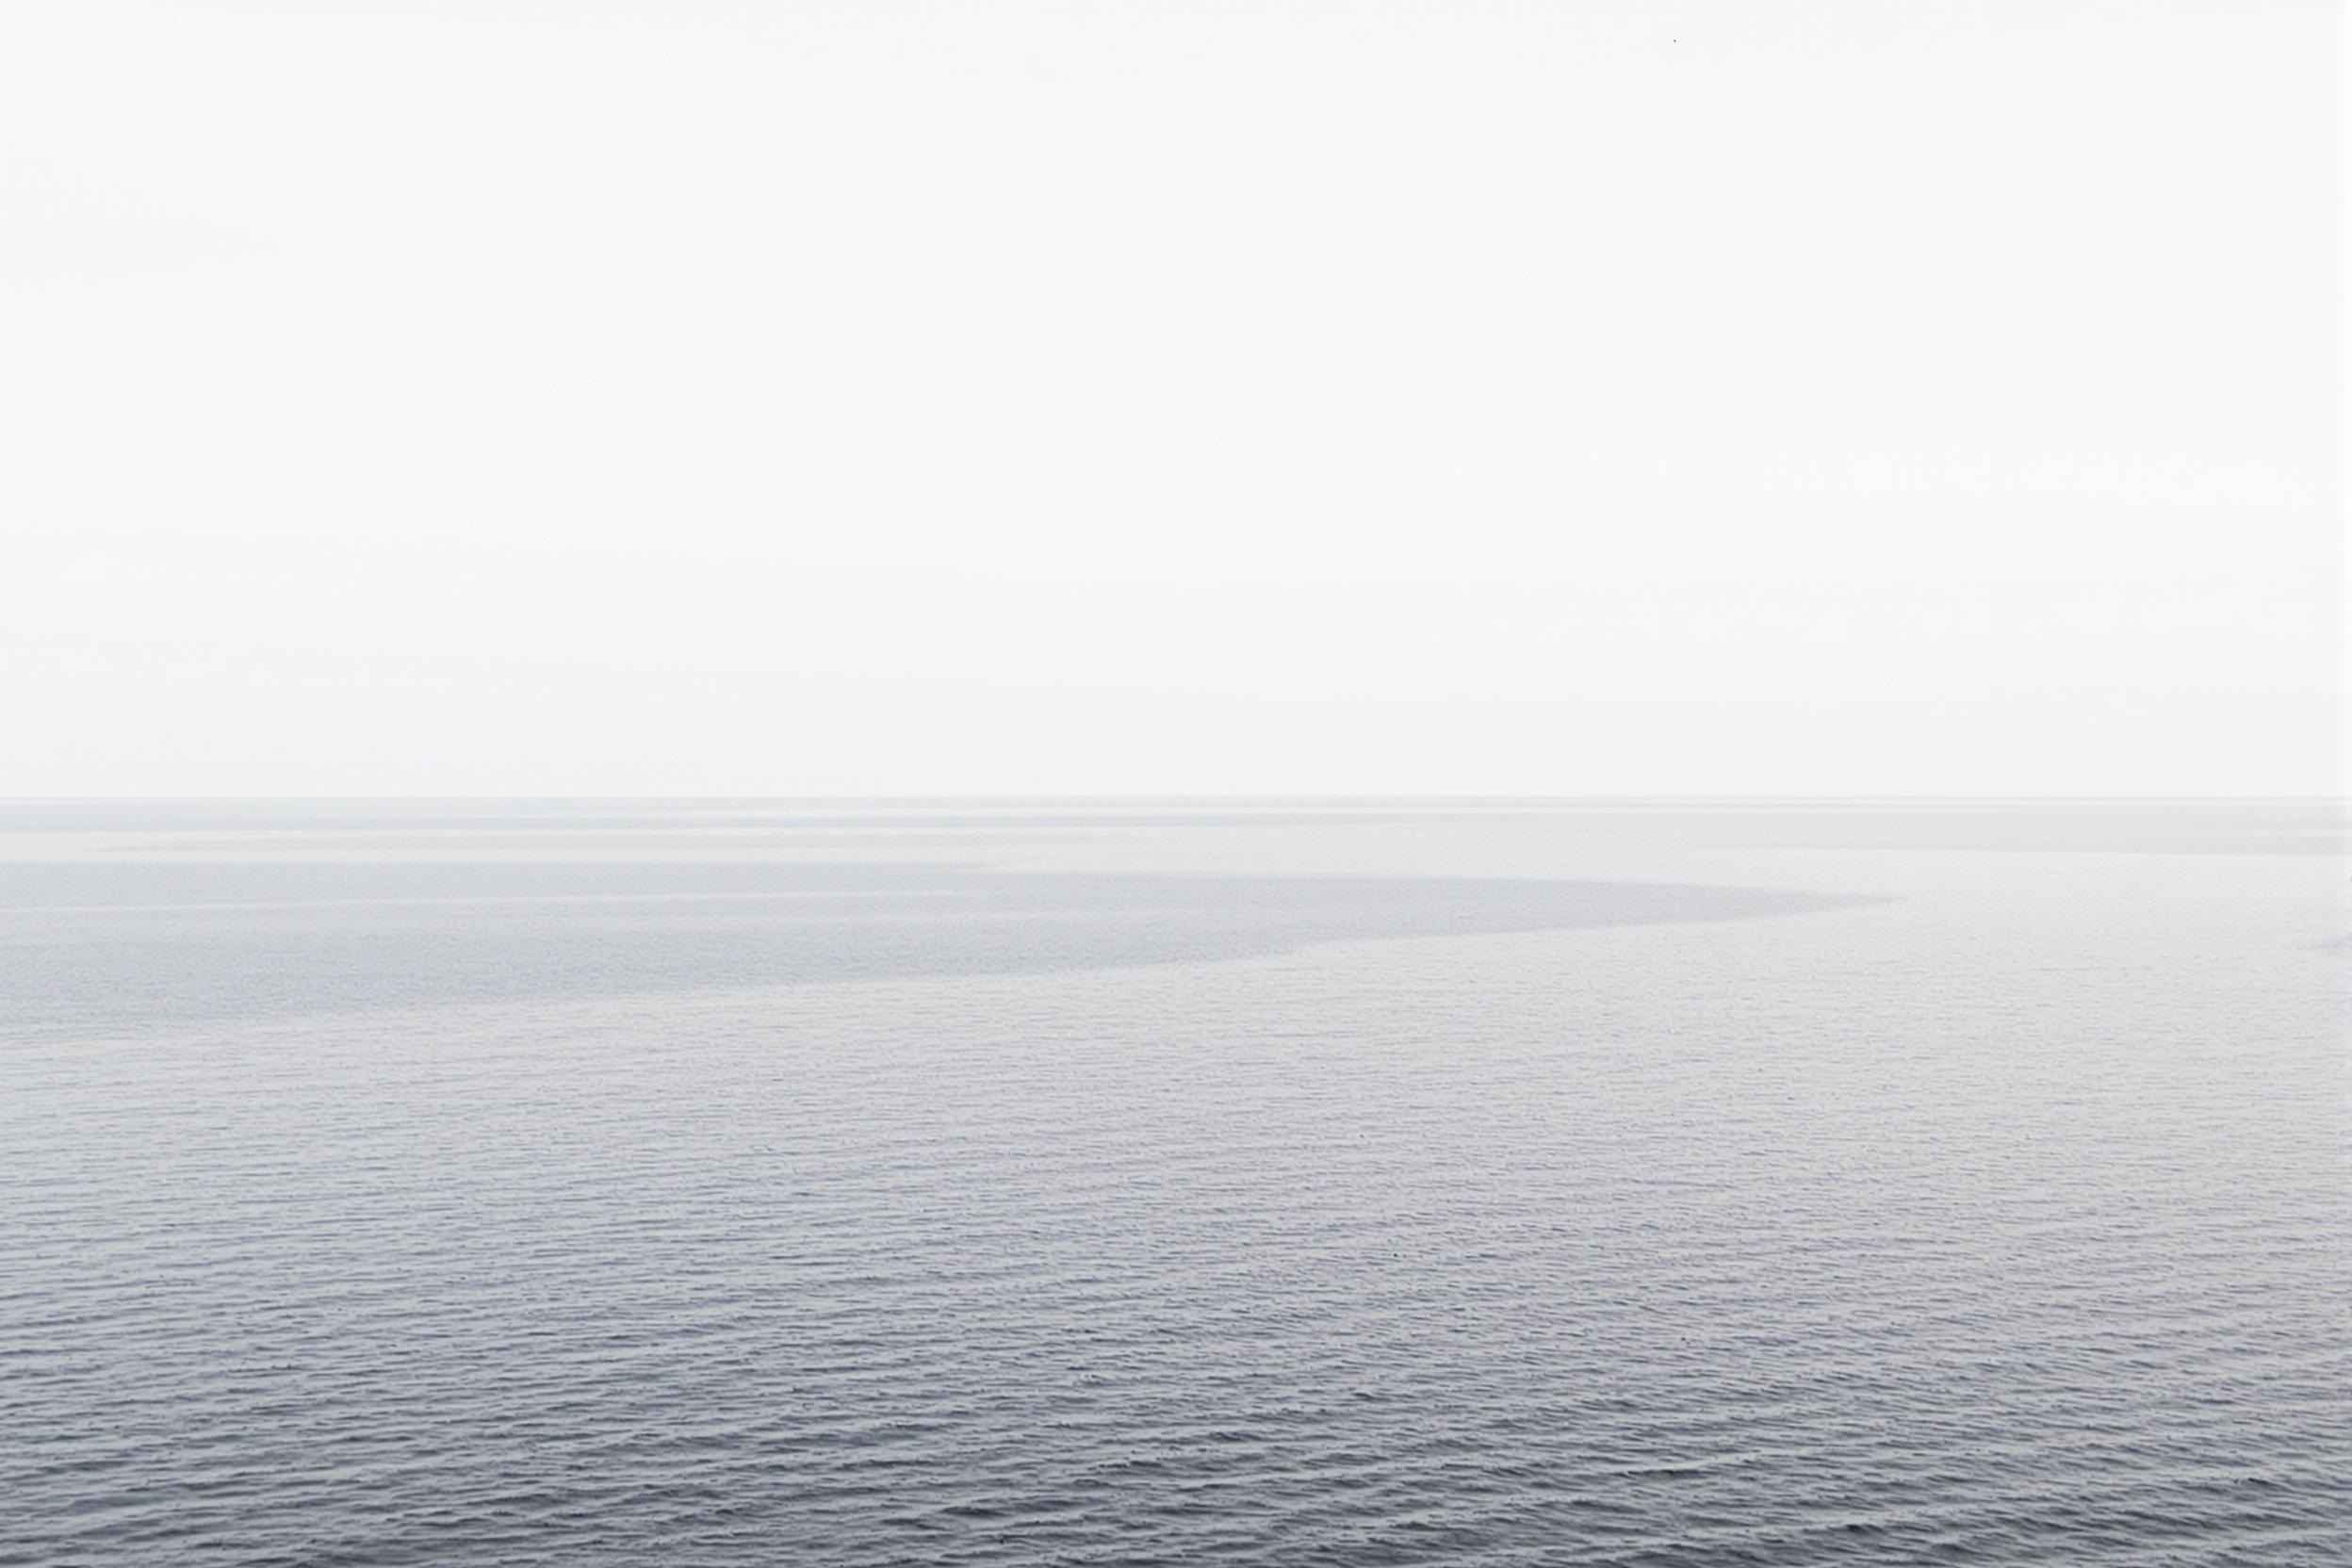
[3,800,2344,1565]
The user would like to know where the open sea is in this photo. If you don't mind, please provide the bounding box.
[2,798,2344,1565]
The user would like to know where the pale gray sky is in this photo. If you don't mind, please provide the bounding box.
[2,1,2340,794]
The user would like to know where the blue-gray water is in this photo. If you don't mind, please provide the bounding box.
[3,800,2344,1564]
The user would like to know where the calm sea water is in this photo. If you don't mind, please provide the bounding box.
[3,800,2344,1565]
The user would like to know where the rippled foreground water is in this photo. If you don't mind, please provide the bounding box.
[3,800,2344,1565]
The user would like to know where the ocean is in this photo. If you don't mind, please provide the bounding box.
[3,799,2344,1564]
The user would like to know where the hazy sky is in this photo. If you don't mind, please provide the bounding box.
[3,1,2340,794]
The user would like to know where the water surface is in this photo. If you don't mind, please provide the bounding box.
[2,800,2344,1564]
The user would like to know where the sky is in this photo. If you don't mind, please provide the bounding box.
[1,1,2341,795]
